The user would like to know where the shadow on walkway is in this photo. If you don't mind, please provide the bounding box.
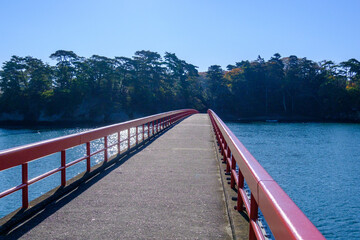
[1,123,177,240]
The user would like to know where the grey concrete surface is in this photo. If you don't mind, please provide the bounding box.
[2,114,232,240]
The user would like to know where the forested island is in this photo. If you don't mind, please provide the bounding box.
[0,50,359,124]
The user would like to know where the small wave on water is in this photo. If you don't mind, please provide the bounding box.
[0,126,139,218]
[0,127,96,218]
[227,122,360,240]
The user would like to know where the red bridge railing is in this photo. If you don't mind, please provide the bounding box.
[0,109,198,211]
[208,110,325,240]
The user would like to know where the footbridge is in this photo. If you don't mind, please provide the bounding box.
[0,109,325,239]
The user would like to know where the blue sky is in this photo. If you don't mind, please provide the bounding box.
[1,0,359,71]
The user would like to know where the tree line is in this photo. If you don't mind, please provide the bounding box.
[0,50,359,123]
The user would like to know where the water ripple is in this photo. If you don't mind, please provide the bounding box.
[227,122,360,240]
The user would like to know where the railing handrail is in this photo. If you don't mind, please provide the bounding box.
[208,109,325,240]
[0,109,198,213]
[0,109,196,171]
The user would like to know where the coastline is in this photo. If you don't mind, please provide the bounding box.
[1,115,360,127]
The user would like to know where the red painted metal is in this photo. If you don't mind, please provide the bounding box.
[107,142,118,149]
[225,146,231,173]
[208,109,325,240]
[89,148,105,157]
[104,137,108,162]
[152,121,154,136]
[230,155,236,189]
[0,109,197,210]
[86,142,91,172]
[249,193,260,240]
[28,167,62,185]
[22,163,28,209]
[61,150,66,186]
[142,124,145,141]
[147,122,150,139]
[0,184,27,199]
[66,155,89,168]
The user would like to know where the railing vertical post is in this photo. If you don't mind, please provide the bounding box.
[249,193,259,240]
[226,146,231,173]
[230,154,236,189]
[104,136,108,162]
[21,163,28,209]
[136,126,138,145]
[221,137,227,162]
[237,169,245,211]
[217,130,222,147]
[142,124,145,141]
[128,128,131,150]
[217,128,222,150]
[86,142,91,172]
[147,122,150,139]
[118,132,121,153]
[152,121,154,136]
[61,150,66,186]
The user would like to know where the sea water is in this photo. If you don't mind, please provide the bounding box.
[226,122,360,240]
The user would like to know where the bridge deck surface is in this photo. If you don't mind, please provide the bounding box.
[3,114,232,239]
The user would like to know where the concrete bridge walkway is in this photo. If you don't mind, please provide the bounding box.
[3,114,233,239]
